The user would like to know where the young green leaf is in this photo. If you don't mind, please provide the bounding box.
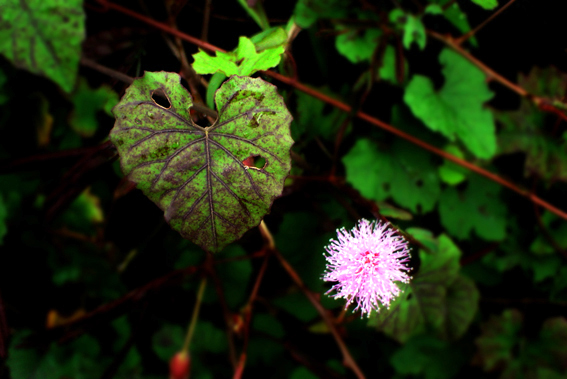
[192,36,284,76]
[110,72,293,253]
[0,0,85,93]
[404,48,496,159]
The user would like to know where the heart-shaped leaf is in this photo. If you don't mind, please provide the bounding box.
[110,72,293,253]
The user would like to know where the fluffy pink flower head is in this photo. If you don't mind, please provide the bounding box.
[323,219,411,317]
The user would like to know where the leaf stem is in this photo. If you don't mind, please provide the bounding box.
[183,276,208,352]
[454,0,519,46]
[273,248,366,379]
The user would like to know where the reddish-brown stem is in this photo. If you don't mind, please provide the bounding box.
[208,263,238,368]
[91,0,567,221]
[273,249,366,379]
[455,0,519,45]
[233,252,271,379]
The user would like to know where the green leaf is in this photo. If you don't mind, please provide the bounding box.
[471,0,499,10]
[530,212,567,255]
[343,138,441,214]
[438,175,507,241]
[404,48,496,159]
[377,45,406,85]
[250,27,288,52]
[389,10,426,50]
[390,335,465,379]
[253,313,285,338]
[290,367,318,379]
[438,144,468,185]
[370,233,479,342]
[7,331,102,379]
[152,324,184,362]
[56,187,104,235]
[236,0,270,30]
[292,0,348,28]
[293,89,349,141]
[0,0,85,93]
[70,78,118,137]
[192,36,284,76]
[110,72,293,253]
[432,0,476,46]
[192,321,227,354]
[335,27,381,63]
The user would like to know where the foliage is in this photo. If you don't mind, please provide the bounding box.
[1,0,567,378]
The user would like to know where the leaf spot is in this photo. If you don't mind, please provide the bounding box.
[242,155,267,170]
[151,90,172,109]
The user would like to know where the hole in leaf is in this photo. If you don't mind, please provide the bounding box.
[415,179,423,187]
[151,90,171,109]
[242,155,266,170]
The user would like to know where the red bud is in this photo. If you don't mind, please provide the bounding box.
[169,351,191,379]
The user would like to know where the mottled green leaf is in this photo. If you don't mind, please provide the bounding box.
[475,311,567,376]
[110,72,293,253]
[70,78,118,137]
[0,0,85,93]
[370,233,479,342]
[471,0,499,10]
[343,138,440,214]
[475,309,523,372]
[404,48,496,158]
[439,175,507,241]
[335,27,381,63]
[496,67,567,183]
[192,36,284,76]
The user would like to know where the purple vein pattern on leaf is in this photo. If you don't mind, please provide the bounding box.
[110,72,293,253]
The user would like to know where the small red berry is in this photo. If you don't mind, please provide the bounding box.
[169,351,191,379]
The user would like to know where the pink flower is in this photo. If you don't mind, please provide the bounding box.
[323,219,411,317]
